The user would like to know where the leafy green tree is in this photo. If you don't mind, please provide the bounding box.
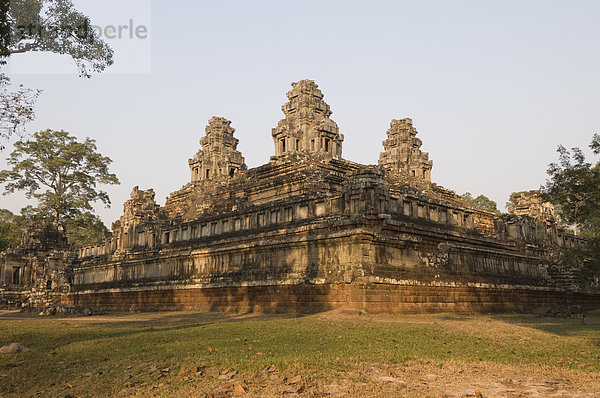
[0,0,113,148]
[0,206,107,249]
[2,0,113,76]
[0,208,23,250]
[0,129,119,233]
[543,135,600,235]
[64,211,109,246]
[461,192,501,215]
[543,134,600,275]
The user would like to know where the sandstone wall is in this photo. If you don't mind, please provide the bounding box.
[63,283,600,314]
[5,80,597,314]
[65,212,599,313]
[72,216,551,290]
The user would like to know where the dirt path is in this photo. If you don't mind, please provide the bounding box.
[117,360,600,397]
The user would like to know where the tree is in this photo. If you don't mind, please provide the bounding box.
[0,0,113,148]
[543,134,600,235]
[2,0,113,76]
[0,206,108,249]
[64,211,109,246]
[461,192,501,215]
[543,134,600,275]
[0,129,119,232]
[0,208,23,250]
[0,76,40,150]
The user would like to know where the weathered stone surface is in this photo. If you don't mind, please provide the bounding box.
[379,118,432,184]
[272,79,343,159]
[189,116,246,182]
[508,190,557,221]
[2,79,599,313]
[20,304,96,316]
[0,222,73,307]
[0,342,26,354]
[62,283,600,315]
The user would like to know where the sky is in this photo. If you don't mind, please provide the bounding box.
[1,0,600,226]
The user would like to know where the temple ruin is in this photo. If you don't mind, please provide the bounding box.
[1,80,599,313]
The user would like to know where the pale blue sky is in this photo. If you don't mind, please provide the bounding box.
[2,0,600,225]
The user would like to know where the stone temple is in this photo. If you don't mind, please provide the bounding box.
[1,80,599,313]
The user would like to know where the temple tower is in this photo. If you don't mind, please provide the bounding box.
[189,116,246,182]
[378,118,433,183]
[272,80,344,159]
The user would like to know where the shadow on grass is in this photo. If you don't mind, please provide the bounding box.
[491,310,600,337]
[0,310,302,353]
[437,309,600,338]
[3,309,599,361]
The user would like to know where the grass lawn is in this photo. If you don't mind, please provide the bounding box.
[1,309,599,397]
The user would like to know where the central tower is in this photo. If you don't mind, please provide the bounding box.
[272,80,344,159]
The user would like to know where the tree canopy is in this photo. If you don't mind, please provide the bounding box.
[543,134,600,235]
[2,0,113,76]
[0,208,23,251]
[0,206,108,249]
[543,134,600,275]
[64,211,109,246]
[0,129,119,232]
[461,192,501,215]
[0,76,40,150]
[0,0,113,148]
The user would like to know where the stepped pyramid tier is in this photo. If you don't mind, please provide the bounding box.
[378,118,433,184]
[189,116,247,182]
[3,79,597,314]
[272,80,344,159]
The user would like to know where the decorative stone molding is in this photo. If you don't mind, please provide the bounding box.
[379,118,433,184]
[272,80,344,159]
[189,116,246,182]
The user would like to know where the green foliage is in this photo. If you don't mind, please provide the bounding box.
[543,135,600,234]
[1,312,599,396]
[0,208,23,250]
[461,192,501,215]
[65,211,108,246]
[0,129,119,231]
[543,134,600,274]
[0,206,107,249]
[0,0,113,148]
[4,0,114,77]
